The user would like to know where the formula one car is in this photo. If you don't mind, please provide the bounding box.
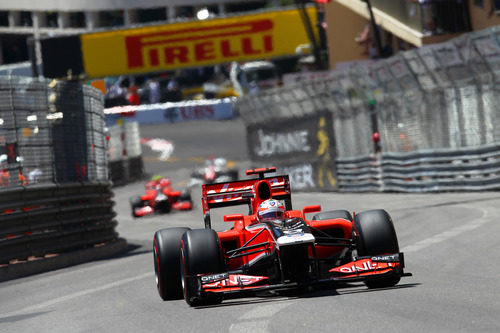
[188,156,238,187]
[130,176,192,217]
[153,167,411,306]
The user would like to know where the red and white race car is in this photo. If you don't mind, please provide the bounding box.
[188,156,238,187]
[153,167,411,306]
[130,177,192,217]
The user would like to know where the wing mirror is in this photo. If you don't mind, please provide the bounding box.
[223,214,244,222]
[302,205,321,216]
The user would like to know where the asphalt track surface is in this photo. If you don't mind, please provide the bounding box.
[1,118,500,332]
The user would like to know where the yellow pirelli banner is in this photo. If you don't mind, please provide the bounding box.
[81,7,317,78]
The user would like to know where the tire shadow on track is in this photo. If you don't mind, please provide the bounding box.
[190,282,420,309]
[0,311,52,324]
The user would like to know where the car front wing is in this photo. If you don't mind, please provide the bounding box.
[189,253,411,298]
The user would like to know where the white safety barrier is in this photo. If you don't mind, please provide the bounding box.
[104,98,236,126]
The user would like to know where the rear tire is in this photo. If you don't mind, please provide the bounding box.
[130,195,144,217]
[153,227,190,300]
[228,169,239,181]
[181,229,224,307]
[312,209,352,221]
[179,190,192,202]
[354,209,400,288]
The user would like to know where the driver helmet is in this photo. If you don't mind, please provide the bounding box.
[159,178,171,188]
[257,199,285,222]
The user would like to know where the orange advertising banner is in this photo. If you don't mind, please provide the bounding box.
[80,7,317,78]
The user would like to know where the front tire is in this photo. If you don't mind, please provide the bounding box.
[181,229,224,307]
[354,209,400,288]
[153,227,190,300]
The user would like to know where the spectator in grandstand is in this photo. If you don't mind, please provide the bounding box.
[148,78,160,104]
[127,85,141,105]
[163,79,183,102]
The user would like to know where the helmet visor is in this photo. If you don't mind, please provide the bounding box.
[259,210,284,221]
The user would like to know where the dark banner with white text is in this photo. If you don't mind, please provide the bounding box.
[246,113,337,191]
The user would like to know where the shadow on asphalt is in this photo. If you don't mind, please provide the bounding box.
[0,311,52,324]
[193,282,420,309]
[105,241,152,260]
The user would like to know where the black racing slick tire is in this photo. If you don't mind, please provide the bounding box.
[130,195,144,217]
[153,227,190,300]
[227,169,239,181]
[354,209,401,289]
[312,209,353,221]
[179,190,192,202]
[181,229,224,307]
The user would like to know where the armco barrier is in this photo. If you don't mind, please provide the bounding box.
[337,143,500,192]
[336,155,382,192]
[0,182,120,266]
[0,76,128,281]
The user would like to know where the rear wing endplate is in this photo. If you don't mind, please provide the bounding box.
[202,175,290,212]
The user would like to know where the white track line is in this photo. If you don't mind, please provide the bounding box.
[230,301,294,332]
[402,207,489,253]
[1,207,491,323]
[0,272,153,319]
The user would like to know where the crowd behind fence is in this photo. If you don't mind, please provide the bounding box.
[237,26,500,192]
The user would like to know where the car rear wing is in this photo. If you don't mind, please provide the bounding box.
[201,167,291,228]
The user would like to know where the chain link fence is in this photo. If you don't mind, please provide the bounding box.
[0,76,108,188]
[238,26,500,158]
[237,26,500,191]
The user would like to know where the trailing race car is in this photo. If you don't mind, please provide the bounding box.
[153,167,411,306]
[188,156,238,187]
[130,176,192,217]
